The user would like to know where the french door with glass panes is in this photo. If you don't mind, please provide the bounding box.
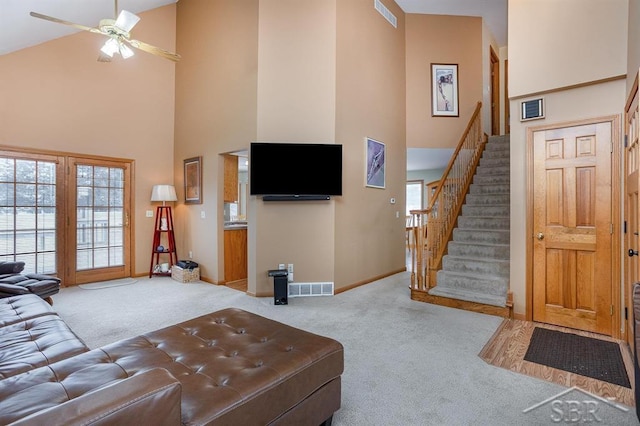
[0,151,132,286]
[0,152,64,276]
[68,158,131,285]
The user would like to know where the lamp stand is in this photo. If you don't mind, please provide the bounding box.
[149,206,177,277]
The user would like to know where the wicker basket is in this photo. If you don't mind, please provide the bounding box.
[171,266,200,283]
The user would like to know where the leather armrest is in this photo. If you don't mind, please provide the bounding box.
[11,368,182,426]
[24,273,61,283]
[0,261,25,274]
[0,282,30,297]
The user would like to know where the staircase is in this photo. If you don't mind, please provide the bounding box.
[428,134,510,307]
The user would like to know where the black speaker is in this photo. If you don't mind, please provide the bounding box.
[268,270,289,305]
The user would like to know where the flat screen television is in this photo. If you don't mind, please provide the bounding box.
[250,142,342,200]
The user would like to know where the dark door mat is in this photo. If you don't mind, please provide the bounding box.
[523,327,631,388]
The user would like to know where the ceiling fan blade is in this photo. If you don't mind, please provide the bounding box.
[126,39,181,62]
[29,12,104,35]
[115,10,140,32]
[97,52,113,62]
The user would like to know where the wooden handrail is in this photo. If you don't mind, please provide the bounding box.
[409,101,486,291]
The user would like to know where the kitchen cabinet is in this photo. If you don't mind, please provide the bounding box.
[224,228,247,282]
[223,155,238,203]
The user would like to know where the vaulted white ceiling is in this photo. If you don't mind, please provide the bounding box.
[0,0,177,55]
[0,0,507,56]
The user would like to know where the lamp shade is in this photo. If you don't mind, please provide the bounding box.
[151,185,178,203]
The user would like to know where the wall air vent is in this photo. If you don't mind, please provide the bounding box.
[288,282,334,298]
[374,0,397,28]
[520,98,545,121]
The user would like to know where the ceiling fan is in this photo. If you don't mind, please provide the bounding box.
[29,0,180,62]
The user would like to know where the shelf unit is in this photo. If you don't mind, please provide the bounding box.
[149,206,177,277]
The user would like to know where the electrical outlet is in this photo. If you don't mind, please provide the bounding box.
[200,211,206,219]
[189,251,193,259]
[278,263,285,270]
[146,210,153,218]
[287,264,294,282]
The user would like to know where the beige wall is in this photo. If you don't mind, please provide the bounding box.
[0,5,177,277]
[406,14,483,149]
[334,0,407,287]
[252,0,337,294]
[174,0,405,295]
[508,0,628,316]
[174,0,258,283]
[629,0,640,95]
[509,0,627,98]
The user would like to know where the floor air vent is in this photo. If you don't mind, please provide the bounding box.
[374,0,397,28]
[288,282,334,298]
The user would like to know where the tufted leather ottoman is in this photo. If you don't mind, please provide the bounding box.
[0,308,343,425]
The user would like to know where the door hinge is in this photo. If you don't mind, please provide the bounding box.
[625,134,629,148]
[610,305,614,316]
[624,220,627,234]
[610,223,614,234]
[611,141,614,153]
[625,307,629,320]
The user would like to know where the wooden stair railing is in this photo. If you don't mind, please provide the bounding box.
[410,101,486,292]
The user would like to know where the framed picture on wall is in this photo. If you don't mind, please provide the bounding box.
[184,156,202,204]
[431,63,459,117]
[365,137,385,189]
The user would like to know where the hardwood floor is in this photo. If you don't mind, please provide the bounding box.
[224,278,247,292]
[479,319,635,407]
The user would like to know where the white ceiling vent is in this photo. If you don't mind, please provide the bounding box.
[374,0,397,28]
[288,282,334,298]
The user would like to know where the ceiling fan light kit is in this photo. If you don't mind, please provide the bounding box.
[29,2,180,63]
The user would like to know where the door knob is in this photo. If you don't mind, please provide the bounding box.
[536,232,544,240]
[629,249,639,257]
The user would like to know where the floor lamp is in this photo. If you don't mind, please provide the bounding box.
[150,184,178,277]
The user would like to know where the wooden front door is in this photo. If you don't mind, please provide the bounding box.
[532,121,613,334]
[625,79,639,343]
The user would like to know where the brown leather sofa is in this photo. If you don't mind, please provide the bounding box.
[0,294,344,425]
[0,261,61,303]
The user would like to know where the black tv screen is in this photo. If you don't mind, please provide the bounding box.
[250,142,342,197]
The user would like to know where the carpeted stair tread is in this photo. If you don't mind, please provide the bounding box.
[447,242,510,260]
[442,255,510,276]
[458,217,510,229]
[429,284,507,307]
[453,229,510,244]
[430,134,511,308]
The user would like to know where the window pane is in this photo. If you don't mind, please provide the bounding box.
[16,160,36,183]
[37,162,56,184]
[0,183,14,206]
[16,184,35,206]
[77,249,92,270]
[16,208,35,230]
[0,159,14,182]
[77,165,93,186]
[406,181,423,215]
[0,231,13,255]
[37,207,56,229]
[37,184,56,206]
